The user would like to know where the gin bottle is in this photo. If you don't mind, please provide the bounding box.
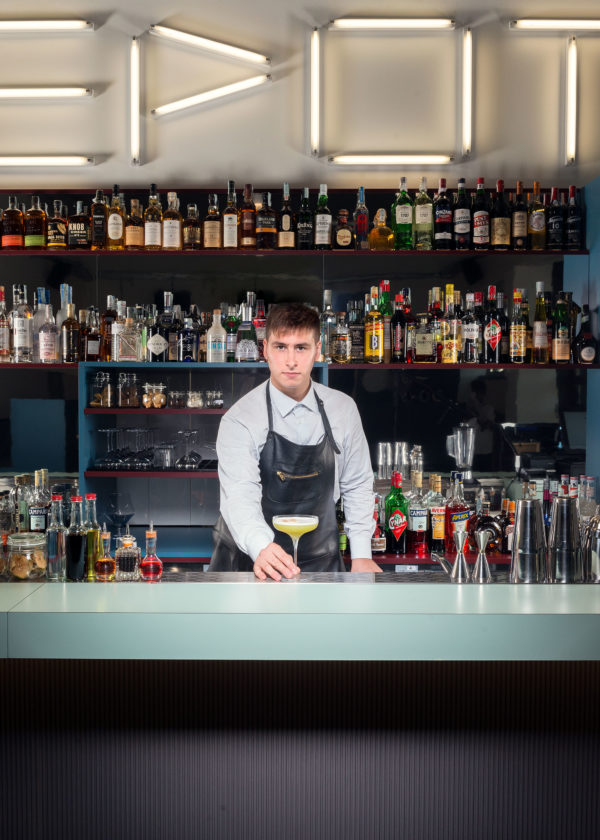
[414,177,433,250]
[10,284,33,363]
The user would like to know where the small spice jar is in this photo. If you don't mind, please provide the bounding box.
[88,371,114,408]
[8,532,47,580]
[167,391,186,409]
[142,383,167,409]
[187,390,204,408]
[118,372,140,408]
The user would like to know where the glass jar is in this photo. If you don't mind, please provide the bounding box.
[187,390,204,408]
[142,383,167,409]
[0,490,14,577]
[212,389,224,408]
[115,535,141,581]
[118,372,140,408]
[8,532,47,580]
[167,390,186,409]
[88,371,114,408]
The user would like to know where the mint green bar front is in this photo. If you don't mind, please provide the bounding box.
[4,577,600,660]
[0,583,45,658]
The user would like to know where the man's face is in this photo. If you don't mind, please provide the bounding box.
[263,329,321,400]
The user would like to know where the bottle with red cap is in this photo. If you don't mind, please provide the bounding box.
[139,521,163,582]
[66,495,86,581]
[84,492,101,582]
[491,179,510,251]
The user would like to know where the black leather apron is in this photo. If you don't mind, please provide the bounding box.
[209,382,344,572]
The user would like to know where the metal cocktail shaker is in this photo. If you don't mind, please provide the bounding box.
[547,496,583,583]
[510,499,547,583]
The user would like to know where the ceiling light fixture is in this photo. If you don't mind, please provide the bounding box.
[329,154,453,166]
[0,20,93,33]
[328,18,455,31]
[130,37,141,165]
[0,87,93,99]
[310,28,320,156]
[148,24,270,65]
[0,156,94,166]
[152,74,271,117]
[462,27,473,156]
[509,19,600,31]
[566,36,577,164]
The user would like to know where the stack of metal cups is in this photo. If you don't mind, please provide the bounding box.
[510,498,547,583]
[547,496,583,583]
[583,506,600,583]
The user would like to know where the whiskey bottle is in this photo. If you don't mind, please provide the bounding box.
[10,284,33,363]
[364,286,384,364]
[353,185,370,250]
[24,196,47,249]
[162,191,183,250]
[331,313,351,363]
[278,182,296,248]
[182,204,202,250]
[546,187,564,250]
[239,183,256,249]
[38,304,59,364]
[202,193,222,249]
[125,198,144,249]
[256,192,276,249]
[61,303,80,363]
[1,195,24,248]
[572,304,598,364]
[511,180,528,250]
[566,185,582,250]
[551,292,571,364]
[528,181,546,250]
[222,180,239,248]
[47,200,68,249]
[68,201,91,249]
[144,184,162,249]
[82,307,101,361]
[333,208,354,249]
[106,186,125,250]
[368,209,393,250]
[90,189,108,249]
[99,295,117,362]
[297,187,313,249]
[0,286,10,359]
[314,184,332,250]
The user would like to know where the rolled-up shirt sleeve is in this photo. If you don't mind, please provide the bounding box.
[337,400,375,559]
[216,411,274,562]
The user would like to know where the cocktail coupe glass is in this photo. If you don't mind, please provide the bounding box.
[272,515,319,570]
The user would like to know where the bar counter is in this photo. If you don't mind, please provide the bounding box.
[2,571,599,660]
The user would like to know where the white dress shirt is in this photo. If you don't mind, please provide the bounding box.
[216,379,374,562]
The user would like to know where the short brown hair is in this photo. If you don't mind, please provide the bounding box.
[266,303,320,343]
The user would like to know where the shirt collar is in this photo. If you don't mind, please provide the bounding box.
[269,380,318,418]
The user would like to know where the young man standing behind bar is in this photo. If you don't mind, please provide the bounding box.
[209,302,381,580]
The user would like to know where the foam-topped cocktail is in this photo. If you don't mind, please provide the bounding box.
[272,515,319,568]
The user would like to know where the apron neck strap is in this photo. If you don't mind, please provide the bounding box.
[266,380,274,431]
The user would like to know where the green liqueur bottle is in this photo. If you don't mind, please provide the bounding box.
[385,471,409,555]
[314,183,332,250]
[414,177,433,250]
[391,176,413,250]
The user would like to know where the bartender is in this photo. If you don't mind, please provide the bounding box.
[209,302,381,580]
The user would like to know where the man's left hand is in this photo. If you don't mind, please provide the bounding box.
[350,557,382,573]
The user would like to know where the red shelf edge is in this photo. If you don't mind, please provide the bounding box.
[84,470,219,478]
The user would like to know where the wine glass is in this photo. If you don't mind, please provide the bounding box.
[272,515,319,569]
[106,492,134,543]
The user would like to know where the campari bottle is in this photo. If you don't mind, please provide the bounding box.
[385,471,409,555]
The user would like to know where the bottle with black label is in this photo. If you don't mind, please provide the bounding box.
[297,187,313,249]
[91,189,108,249]
[68,201,91,249]
[547,187,565,250]
[256,192,277,249]
[333,209,354,249]
[146,292,173,363]
[566,185,582,250]
[28,470,50,533]
[433,178,453,249]
[314,184,332,250]
[572,304,598,365]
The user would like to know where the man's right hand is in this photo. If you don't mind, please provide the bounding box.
[253,542,300,581]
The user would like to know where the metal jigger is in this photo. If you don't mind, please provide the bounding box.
[450,528,471,583]
[472,529,493,584]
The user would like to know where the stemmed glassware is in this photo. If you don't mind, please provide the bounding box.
[272,515,319,570]
[176,430,200,470]
[105,492,134,545]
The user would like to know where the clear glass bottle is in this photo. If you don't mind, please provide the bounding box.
[0,286,10,359]
[532,281,549,364]
[441,284,462,364]
[10,284,33,363]
[61,303,80,363]
[368,209,393,250]
[139,522,163,582]
[413,315,436,363]
[414,177,433,250]
[144,184,163,249]
[56,283,72,334]
[203,193,222,249]
[95,525,115,582]
[278,182,296,249]
[32,287,49,362]
[24,195,47,249]
[2,195,24,248]
[147,292,173,363]
[163,191,183,250]
[84,493,100,582]
[66,495,86,581]
[116,313,142,362]
[46,494,67,581]
[331,312,351,363]
[177,317,198,362]
[207,308,227,362]
[38,304,59,364]
[407,470,428,556]
[314,183,332,250]
[115,531,141,581]
[124,198,144,249]
[353,185,370,250]
[319,289,337,363]
[28,469,50,533]
[222,180,239,248]
[391,177,413,250]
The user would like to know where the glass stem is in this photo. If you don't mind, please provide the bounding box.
[292,538,299,567]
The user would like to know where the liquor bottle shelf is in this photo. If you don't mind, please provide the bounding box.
[84,470,219,478]
[0,247,589,257]
[84,408,227,415]
[0,362,77,370]
[329,363,599,370]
